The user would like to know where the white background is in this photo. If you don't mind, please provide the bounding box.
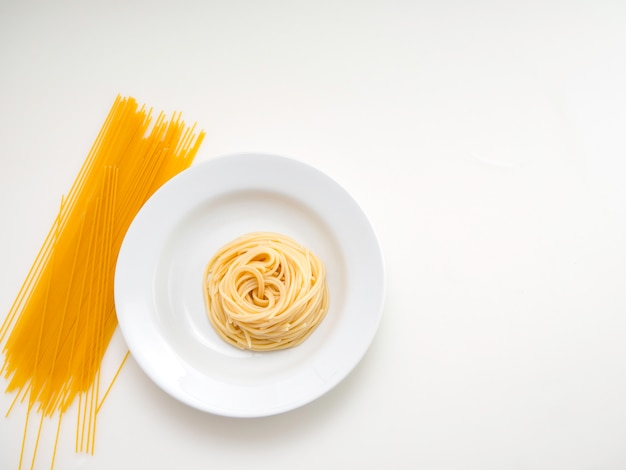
[1,1,626,469]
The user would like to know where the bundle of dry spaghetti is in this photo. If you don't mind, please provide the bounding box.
[0,95,204,469]
[203,232,329,351]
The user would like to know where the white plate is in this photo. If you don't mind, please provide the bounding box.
[114,153,385,417]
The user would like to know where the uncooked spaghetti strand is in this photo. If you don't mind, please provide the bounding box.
[28,410,45,470]
[18,404,31,470]
[50,411,63,470]
[96,350,129,415]
[90,166,117,455]
[58,95,122,224]
[60,189,100,414]
[82,186,106,454]
[41,205,87,417]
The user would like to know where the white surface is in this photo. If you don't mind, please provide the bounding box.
[115,153,384,417]
[1,0,626,469]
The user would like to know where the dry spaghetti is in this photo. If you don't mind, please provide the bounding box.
[0,95,204,469]
[203,232,329,351]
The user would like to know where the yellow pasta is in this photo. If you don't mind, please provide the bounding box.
[0,95,204,469]
[203,232,329,351]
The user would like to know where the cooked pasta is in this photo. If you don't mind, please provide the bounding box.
[203,232,329,351]
[0,95,204,469]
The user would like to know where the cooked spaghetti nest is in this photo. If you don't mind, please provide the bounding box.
[203,232,329,351]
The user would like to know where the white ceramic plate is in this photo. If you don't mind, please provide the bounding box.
[114,153,385,417]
